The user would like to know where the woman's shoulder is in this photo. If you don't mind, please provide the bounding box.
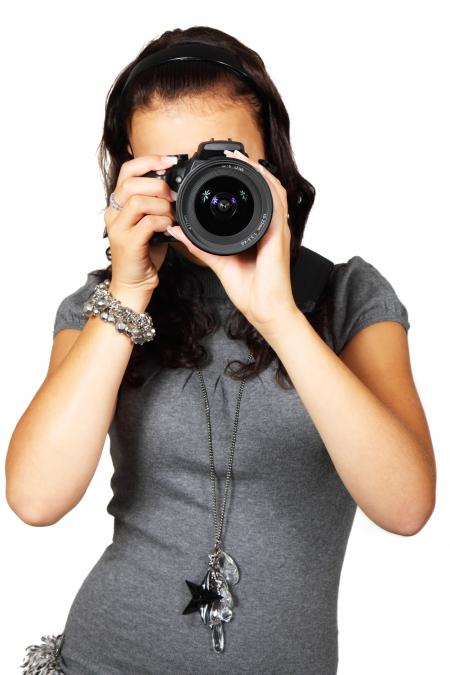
[330,254,402,300]
[324,254,410,355]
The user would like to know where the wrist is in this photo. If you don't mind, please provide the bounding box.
[108,282,152,314]
[252,304,302,342]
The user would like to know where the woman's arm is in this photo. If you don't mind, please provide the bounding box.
[256,307,436,537]
[5,283,151,527]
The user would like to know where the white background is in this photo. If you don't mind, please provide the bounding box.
[1,1,449,673]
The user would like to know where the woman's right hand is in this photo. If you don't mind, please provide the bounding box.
[104,154,179,298]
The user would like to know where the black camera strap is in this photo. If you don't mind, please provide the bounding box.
[292,246,335,314]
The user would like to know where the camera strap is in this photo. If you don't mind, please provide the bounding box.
[292,246,335,314]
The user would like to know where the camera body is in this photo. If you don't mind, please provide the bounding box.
[145,139,276,256]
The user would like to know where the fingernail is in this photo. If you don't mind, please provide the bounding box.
[162,155,178,164]
[166,225,181,240]
[169,189,178,201]
[232,149,249,160]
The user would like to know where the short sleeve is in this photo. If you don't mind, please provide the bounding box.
[53,270,104,339]
[329,255,410,355]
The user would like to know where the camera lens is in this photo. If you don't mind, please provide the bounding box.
[195,176,254,236]
[174,155,273,255]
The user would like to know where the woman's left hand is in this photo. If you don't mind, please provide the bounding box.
[166,149,298,332]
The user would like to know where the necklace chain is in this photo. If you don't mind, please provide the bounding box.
[195,351,254,550]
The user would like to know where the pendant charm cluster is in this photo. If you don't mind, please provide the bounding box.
[183,545,240,653]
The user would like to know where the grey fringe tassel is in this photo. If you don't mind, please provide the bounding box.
[20,632,65,674]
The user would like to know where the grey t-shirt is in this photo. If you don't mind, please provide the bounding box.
[52,250,409,674]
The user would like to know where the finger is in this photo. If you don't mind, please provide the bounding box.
[116,154,178,188]
[131,214,176,244]
[116,175,176,206]
[107,194,175,235]
[127,176,175,202]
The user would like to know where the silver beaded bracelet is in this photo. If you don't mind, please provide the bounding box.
[82,278,156,345]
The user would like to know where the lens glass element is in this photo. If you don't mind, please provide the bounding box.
[195,176,254,236]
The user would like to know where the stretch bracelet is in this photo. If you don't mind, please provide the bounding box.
[82,278,156,345]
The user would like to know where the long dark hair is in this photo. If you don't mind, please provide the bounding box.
[94,26,321,390]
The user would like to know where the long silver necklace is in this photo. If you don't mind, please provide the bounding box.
[182,350,254,653]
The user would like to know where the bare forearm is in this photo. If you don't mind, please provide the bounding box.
[256,308,433,535]
[6,284,150,524]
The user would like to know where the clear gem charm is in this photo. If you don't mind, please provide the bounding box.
[216,550,240,585]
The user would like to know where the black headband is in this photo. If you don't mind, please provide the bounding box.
[120,41,266,105]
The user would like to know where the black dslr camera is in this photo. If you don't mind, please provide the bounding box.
[145,139,277,256]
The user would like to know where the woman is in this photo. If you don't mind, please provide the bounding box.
[10,25,435,675]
